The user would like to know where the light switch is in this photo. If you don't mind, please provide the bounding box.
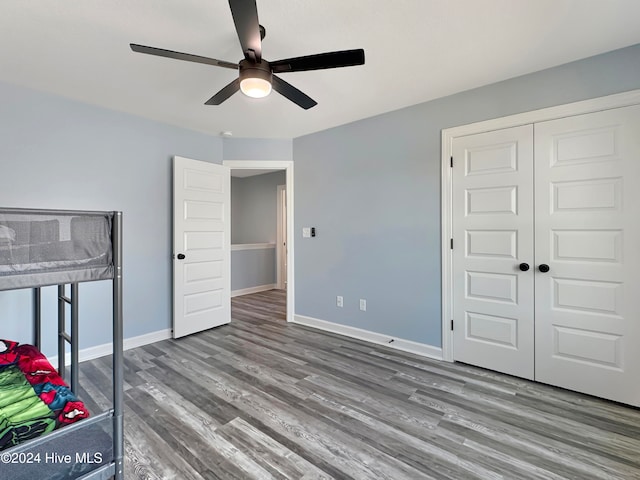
[302,227,311,238]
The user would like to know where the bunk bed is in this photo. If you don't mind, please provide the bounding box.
[0,208,123,480]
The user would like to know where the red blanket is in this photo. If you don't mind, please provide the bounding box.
[0,339,89,450]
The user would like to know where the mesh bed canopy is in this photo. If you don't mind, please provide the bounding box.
[0,208,114,291]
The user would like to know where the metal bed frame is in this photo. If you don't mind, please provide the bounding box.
[0,208,124,480]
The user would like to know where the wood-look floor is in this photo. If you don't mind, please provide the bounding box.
[78,290,640,479]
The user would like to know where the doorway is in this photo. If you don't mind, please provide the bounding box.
[224,160,294,324]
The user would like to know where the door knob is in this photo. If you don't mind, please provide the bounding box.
[519,263,530,271]
[538,264,550,273]
[177,253,186,260]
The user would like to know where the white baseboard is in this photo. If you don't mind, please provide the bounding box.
[49,328,172,366]
[49,313,442,366]
[292,314,443,361]
[124,329,172,352]
[231,284,277,297]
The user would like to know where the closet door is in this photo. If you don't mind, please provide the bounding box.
[534,105,640,406]
[452,125,535,379]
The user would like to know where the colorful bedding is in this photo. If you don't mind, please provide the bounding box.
[0,339,89,450]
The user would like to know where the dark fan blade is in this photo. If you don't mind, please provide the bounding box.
[271,49,365,73]
[271,75,317,110]
[130,44,238,70]
[205,78,241,105]
[228,0,262,62]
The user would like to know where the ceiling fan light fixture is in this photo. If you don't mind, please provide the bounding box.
[240,76,272,98]
[239,60,272,99]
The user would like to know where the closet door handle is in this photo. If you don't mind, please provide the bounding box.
[177,253,186,260]
[538,264,550,273]
[519,263,530,271]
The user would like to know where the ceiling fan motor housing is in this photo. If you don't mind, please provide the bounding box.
[239,59,272,84]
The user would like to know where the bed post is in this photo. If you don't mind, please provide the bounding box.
[112,211,124,480]
[70,283,79,393]
[58,284,66,378]
[33,287,42,350]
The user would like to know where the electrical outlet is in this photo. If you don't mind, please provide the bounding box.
[336,296,343,307]
[359,299,367,311]
[302,227,311,238]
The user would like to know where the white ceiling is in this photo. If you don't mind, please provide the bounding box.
[2,1,640,139]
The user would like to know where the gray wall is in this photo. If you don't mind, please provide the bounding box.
[2,43,640,357]
[223,137,292,161]
[0,81,222,356]
[0,80,290,357]
[231,171,286,244]
[231,248,277,292]
[293,43,640,348]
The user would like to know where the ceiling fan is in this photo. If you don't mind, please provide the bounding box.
[130,0,365,109]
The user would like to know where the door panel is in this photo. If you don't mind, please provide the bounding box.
[452,125,535,379]
[173,156,230,338]
[534,105,640,406]
[276,184,287,290]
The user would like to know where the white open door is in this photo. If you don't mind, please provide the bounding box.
[173,156,230,338]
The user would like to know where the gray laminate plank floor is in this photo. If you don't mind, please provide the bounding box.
[79,289,640,479]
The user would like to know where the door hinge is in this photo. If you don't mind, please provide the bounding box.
[450,156,453,168]
[451,319,454,331]
[450,238,453,249]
